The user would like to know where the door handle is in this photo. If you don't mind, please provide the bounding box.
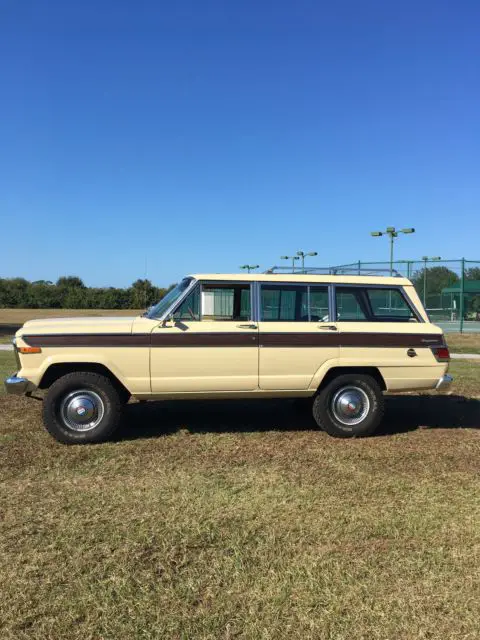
[237,324,258,329]
[318,325,337,331]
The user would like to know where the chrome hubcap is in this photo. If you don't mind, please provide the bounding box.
[331,386,370,426]
[60,390,105,432]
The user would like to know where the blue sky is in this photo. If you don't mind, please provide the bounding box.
[1,0,479,287]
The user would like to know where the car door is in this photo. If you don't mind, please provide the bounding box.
[258,283,339,390]
[150,281,259,393]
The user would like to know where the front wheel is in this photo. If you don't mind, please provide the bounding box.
[43,372,124,444]
[313,374,384,438]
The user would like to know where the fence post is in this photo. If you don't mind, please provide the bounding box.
[459,258,465,333]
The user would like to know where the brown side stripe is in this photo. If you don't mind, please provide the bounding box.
[23,334,151,348]
[259,333,445,348]
[22,333,445,348]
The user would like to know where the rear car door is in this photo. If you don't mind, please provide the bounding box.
[258,282,339,390]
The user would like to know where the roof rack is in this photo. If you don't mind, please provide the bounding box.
[264,266,404,277]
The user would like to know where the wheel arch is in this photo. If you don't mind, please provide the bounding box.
[316,366,387,392]
[39,362,131,402]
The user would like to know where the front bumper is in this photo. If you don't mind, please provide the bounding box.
[4,375,37,396]
[436,374,454,391]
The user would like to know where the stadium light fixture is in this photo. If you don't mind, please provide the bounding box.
[296,250,318,273]
[370,227,416,275]
[281,255,300,272]
[240,264,259,273]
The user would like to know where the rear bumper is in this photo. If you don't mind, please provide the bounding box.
[436,374,453,390]
[4,375,37,396]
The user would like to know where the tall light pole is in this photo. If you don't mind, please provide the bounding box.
[422,256,441,305]
[281,255,299,272]
[370,227,415,275]
[296,250,318,273]
[240,264,259,273]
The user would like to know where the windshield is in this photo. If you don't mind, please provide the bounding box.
[146,278,193,319]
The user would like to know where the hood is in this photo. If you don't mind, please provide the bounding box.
[18,316,137,336]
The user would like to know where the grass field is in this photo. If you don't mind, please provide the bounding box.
[0,348,479,639]
[445,332,480,354]
[0,309,143,343]
[0,308,143,323]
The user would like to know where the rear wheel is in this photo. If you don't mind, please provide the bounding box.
[313,374,384,438]
[43,372,124,444]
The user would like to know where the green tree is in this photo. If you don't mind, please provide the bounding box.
[0,278,30,307]
[465,267,480,280]
[129,279,156,309]
[56,276,86,289]
[411,266,459,299]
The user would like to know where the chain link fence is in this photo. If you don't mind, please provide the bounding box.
[267,259,480,333]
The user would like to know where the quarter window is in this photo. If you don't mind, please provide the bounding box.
[366,288,416,320]
[335,289,367,321]
[173,286,200,320]
[335,287,417,321]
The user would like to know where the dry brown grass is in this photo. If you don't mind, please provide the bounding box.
[0,309,143,342]
[446,332,480,354]
[0,350,479,639]
[0,308,142,324]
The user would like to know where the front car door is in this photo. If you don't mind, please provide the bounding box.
[258,282,339,390]
[150,280,259,393]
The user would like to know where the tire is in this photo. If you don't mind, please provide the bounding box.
[312,374,384,438]
[42,372,124,444]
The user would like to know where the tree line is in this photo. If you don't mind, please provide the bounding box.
[0,276,174,309]
[0,266,479,310]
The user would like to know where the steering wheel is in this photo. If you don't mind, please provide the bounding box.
[187,306,197,321]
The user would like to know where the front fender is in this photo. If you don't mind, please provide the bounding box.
[17,347,149,394]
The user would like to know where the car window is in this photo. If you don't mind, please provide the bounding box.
[261,285,308,321]
[335,289,367,321]
[335,287,417,321]
[367,288,416,320]
[202,284,251,321]
[173,285,200,320]
[310,286,329,321]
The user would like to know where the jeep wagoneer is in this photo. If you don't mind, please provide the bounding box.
[5,273,452,443]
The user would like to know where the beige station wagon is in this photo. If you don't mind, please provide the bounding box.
[5,273,452,443]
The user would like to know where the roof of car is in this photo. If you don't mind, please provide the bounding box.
[190,273,411,285]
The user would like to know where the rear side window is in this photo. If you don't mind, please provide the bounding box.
[260,284,329,321]
[309,286,329,321]
[335,287,417,321]
[261,285,308,321]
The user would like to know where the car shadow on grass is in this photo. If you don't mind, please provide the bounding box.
[115,394,480,441]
